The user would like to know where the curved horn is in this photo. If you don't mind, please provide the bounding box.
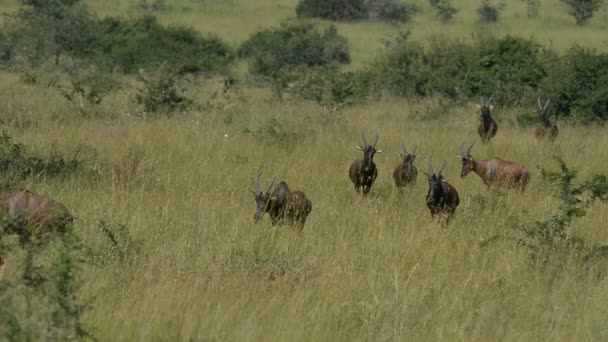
[428,155,434,175]
[537,97,542,109]
[361,129,369,147]
[460,142,465,158]
[266,175,276,194]
[411,144,417,155]
[401,142,407,155]
[466,141,475,156]
[438,160,447,176]
[373,133,379,148]
[480,96,484,106]
[487,94,495,105]
[544,99,551,110]
[255,171,262,194]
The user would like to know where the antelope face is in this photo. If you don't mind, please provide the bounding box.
[252,171,276,224]
[401,153,417,178]
[355,129,383,169]
[478,95,495,118]
[427,173,445,206]
[459,141,476,178]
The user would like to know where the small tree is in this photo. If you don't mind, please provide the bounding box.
[560,0,604,25]
[477,0,505,23]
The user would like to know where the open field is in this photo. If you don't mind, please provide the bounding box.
[1,0,608,340]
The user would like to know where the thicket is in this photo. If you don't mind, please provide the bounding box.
[0,0,234,75]
[238,23,350,78]
[560,0,604,25]
[296,0,419,23]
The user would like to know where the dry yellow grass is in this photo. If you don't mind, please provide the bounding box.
[1,0,608,340]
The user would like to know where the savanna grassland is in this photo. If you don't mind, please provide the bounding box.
[1,0,608,341]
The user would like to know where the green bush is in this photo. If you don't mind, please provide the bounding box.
[560,0,604,25]
[367,0,419,23]
[87,15,233,74]
[135,65,192,116]
[541,47,608,123]
[296,0,367,21]
[238,23,350,77]
[477,0,505,23]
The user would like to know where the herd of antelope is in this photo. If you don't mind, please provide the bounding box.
[0,96,558,273]
[252,95,558,227]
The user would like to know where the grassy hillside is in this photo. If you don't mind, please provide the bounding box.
[1,0,608,341]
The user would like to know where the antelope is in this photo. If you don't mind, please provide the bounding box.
[0,189,73,274]
[423,157,460,221]
[252,171,312,230]
[477,95,498,143]
[534,98,559,142]
[393,142,418,187]
[459,142,530,191]
[0,189,73,236]
[349,130,383,195]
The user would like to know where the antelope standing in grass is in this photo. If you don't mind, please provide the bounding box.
[477,95,498,143]
[423,157,460,221]
[459,142,530,191]
[535,98,559,142]
[0,189,73,275]
[252,171,312,230]
[349,130,383,195]
[393,143,418,187]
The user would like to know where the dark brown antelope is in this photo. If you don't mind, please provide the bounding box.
[459,142,530,191]
[393,142,418,187]
[252,171,312,229]
[534,98,559,142]
[349,130,383,195]
[477,95,498,143]
[423,157,460,221]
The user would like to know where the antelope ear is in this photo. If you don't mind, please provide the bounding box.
[475,104,481,109]
[248,189,256,195]
[270,196,277,201]
[456,155,463,159]
[489,105,495,110]
[355,145,363,151]
[420,170,429,176]
[376,149,383,153]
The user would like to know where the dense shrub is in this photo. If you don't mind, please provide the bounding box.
[367,0,419,23]
[238,23,350,77]
[477,0,505,23]
[432,0,459,22]
[367,33,547,103]
[87,16,233,74]
[296,0,367,21]
[541,47,608,122]
[560,0,604,25]
[135,65,192,116]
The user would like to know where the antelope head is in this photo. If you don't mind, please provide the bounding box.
[355,129,383,169]
[537,97,551,125]
[252,170,276,223]
[426,156,448,204]
[458,141,476,178]
[477,95,495,118]
[399,142,417,179]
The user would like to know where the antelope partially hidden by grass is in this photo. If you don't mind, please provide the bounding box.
[422,157,460,221]
[459,142,530,191]
[349,130,383,195]
[393,142,418,187]
[0,189,73,275]
[477,95,498,143]
[252,171,312,230]
[535,98,559,142]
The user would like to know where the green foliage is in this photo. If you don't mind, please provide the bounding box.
[526,0,540,18]
[88,15,233,74]
[296,0,367,21]
[135,65,193,116]
[367,0,419,23]
[541,46,608,123]
[238,23,350,77]
[0,219,92,341]
[560,0,604,25]
[433,0,459,22]
[477,0,505,23]
[368,33,546,103]
[0,130,81,192]
[87,220,141,268]
[483,157,608,275]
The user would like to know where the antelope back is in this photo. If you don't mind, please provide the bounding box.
[0,189,72,236]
